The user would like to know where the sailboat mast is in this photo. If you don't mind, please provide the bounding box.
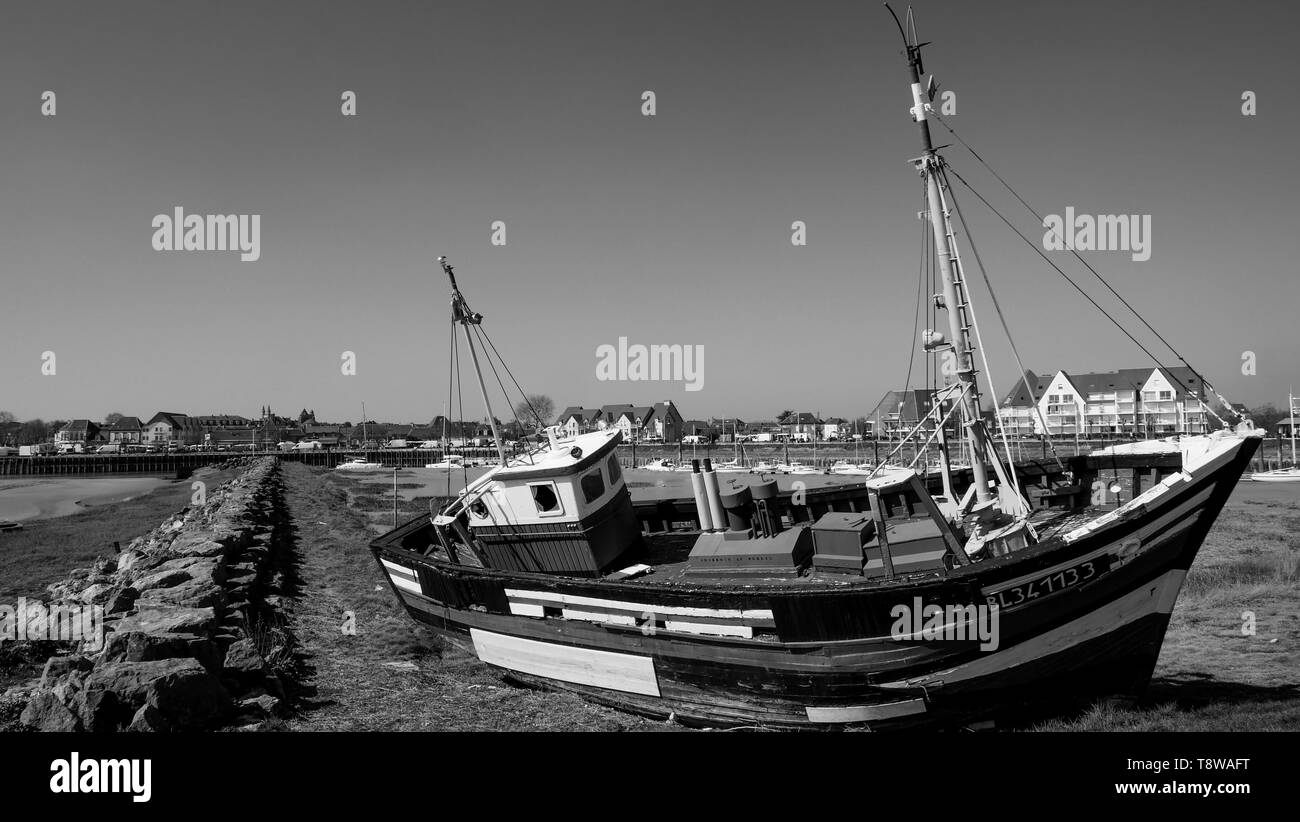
[440,256,509,467]
[1284,387,1294,465]
[892,9,993,505]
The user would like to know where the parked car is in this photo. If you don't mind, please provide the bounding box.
[96,443,122,454]
[0,446,17,457]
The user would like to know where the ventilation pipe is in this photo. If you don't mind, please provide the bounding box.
[701,458,727,532]
[690,460,714,531]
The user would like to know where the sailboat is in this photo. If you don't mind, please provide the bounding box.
[370,10,1262,729]
[338,403,385,470]
[1249,391,1300,482]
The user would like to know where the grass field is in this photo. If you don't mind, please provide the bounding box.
[276,463,660,731]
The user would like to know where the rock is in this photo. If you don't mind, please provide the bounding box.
[73,688,121,732]
[169,537,230,559]
[104,586,139,615]
[126,703,168,732]
[101,631,222,674]
[39,655,94,689]
[79,583,116,605]
[155,557,226,587]
[86,659,194,705]
[112,606,216,636]
[117,550,164,575]
[225,562,257,579]
[91,557,116,575]
[222,639,270,685]
[142,664,231,730]
[235,693,283,721]
[20,691,83,732]
[135,579,226,610]
[132,568,192,593]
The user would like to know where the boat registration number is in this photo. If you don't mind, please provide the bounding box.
[985,555,1113,610]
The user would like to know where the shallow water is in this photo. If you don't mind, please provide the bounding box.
[0,477,174,522]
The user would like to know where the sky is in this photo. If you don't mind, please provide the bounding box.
[1,0,1297,425]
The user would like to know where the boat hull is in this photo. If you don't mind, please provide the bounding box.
[371,434,1257,728]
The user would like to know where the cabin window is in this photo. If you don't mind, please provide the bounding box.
[580,469,605,504]
[469,500,489,521]
[606,454,622,485]
[530,482,562,515]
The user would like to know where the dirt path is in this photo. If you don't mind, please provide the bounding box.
[277,462,656,731]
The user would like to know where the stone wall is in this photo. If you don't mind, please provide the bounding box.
[12,457,296,731]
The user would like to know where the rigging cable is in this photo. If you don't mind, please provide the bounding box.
[445,320,456,500]
[932,164,1023,494]
[472,323,535,466]
[904,188,928,396]
[930,111,1236,427]
[476,322,551,451]
[940,162,1215,425]
[941,165,1066,473]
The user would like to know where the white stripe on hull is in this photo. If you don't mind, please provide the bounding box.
[382,559,422,593]
[470,628,661,697]
[805,699,928,724]
[504,588,773,621]
[389,575,422,594]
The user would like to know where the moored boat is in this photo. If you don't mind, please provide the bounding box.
[335,457,387,472]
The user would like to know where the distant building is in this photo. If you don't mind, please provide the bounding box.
[996,367,1209,437]
[144,412,204,445]
[682,420,716,440]
[867,390,946,439]
[55,419,101,446]
[1278,417,1298,438]
[777,412,823,440]
[556,401,685,442]
[821,417,850,440]
[102,416,144,444]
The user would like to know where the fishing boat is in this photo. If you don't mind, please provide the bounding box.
[335,456,387,472]
[641,458,679,472]
[1248,391,1300,482]
[371,9,1262,729]
[749,460,781,474]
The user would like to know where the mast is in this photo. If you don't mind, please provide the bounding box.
[439,256,509,467]
[889,4,993,505]
[1284,387,1294,465]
